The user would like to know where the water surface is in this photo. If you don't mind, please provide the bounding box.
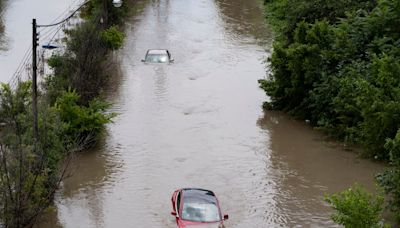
[34,0,386,227]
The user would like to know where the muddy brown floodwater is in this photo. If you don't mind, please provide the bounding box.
[39,0,385,227]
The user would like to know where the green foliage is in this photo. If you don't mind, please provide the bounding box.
[261,0,400,158]
[377,130,400,221]
[0,81,68,168]
[0,82,31,130]
[325,184,388,228]
[264,0,376,44]
[101,26,125,50]
[0,81,115,228]
[261,20,334,117]
[45,54,70,104]
[45,21,109,104]
[53,90,115,147]
[0,83,66,227]
[45,0,134,105]
[47,54,63,69]
[263,0,400,222]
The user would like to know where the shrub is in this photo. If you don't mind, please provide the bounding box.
[261,0,400,159]
[325,184,387,228]
[101,26,125,50]
[377,130,400,222]
[53,90,115,148]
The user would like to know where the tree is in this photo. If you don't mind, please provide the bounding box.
[0,83,68,227]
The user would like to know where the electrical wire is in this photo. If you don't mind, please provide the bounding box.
[45,0,83,25]
[37,1,90,28]
[8,46,32,88]
[37,0,83,50]
[8,0,89,89]
[38,0,85,34]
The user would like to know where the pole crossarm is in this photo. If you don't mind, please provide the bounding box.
[37,1,90,28]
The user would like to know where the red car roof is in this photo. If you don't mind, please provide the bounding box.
[181,188,218,205]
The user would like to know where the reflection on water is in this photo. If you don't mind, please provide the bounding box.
[39,136,123,228]
[257,111,385,226]
[216,0,273,46]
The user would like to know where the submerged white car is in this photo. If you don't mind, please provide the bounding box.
[142,49,174,63]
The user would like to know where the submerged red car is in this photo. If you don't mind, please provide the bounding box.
[171,188,228,228]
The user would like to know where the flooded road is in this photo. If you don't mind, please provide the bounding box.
[32,0,386,227]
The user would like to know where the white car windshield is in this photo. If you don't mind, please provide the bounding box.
[145,54,168,63]
[181,202,220,222]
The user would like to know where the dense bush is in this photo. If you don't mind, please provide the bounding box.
[377,130,400,221]
[101,26,125,50]
[261,0,400,222]
[263,0,376,44]
[261,0,400,159]
[325,184,387,228]
[53,90,115,147]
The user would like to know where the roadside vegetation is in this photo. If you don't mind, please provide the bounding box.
[326,184,388,228]
[260,0,400,225]
[0,0,133,227]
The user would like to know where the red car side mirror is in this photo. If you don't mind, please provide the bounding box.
[223,214,229,220]
[171,211,177,217]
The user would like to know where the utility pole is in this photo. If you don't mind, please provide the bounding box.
[32,19,38,146]
[30,1,122,147]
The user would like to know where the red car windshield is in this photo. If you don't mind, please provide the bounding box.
[181,202,220,222]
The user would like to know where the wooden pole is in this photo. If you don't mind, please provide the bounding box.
[32,18,38,147]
